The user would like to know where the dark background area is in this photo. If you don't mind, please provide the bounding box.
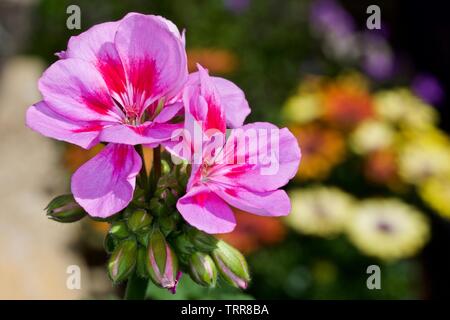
[342,0,450,299]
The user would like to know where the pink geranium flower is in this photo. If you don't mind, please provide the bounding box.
[26,13,187,217]
[176,66,301,234]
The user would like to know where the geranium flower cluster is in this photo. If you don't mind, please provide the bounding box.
[26,13,301,296]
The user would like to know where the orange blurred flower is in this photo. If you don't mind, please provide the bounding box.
[364,149,399,186]
[187,48,238,74]
[290,125,346,180]
[64,144,153,174]
[321,76,374,129]
[63,144,105,173]
[218,209,286,254]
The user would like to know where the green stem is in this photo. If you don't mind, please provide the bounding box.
[146,146,162,198]
[124,273,147,300]
[153,146,162,185]
[135,145,150,201]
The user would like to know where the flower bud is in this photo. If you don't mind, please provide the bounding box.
[158,189,177,207]
[146,228,179,292]
[127,209,153,233]
[212,240,250,289]
[159,213,177,236]
[45,194,86,223]
[173,233,196,265]
[109,221,129,239]
[137,232,149,247]
[161,159,171,175]
[149,198,169,217]
[188,228,218,252]
[189,252,218,288]
[108,239,137,284]
[104,233,117,254]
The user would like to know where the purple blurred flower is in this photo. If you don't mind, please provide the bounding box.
[412,74,444,105]
[223,0,251,14]
[362,33,394,80]
[310,0,355,37]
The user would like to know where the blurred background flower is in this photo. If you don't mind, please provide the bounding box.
[290,125,345,180]
[347,199,429,260]
[286,186,355,237]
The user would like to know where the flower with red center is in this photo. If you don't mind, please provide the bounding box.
[26,13,187,217]
[175,66,301,234]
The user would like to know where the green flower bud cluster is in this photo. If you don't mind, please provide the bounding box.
[173,228,250,289]
[45,163,251,293]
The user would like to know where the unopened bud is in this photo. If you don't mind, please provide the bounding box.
[146,228,179,292]
[109,221,129,239]
[159,189,177,207]
[127,209,152,233]
[212,240,250,289]
[189,252,217,288]
[159,213,177,236]
[149,198,169,217]
[161,159,171,175]
[157,174,178,190]
[45,194,86,223]
[188,228,218,252]
[108,239,137,284]
[173,233,196,265]
[137,232,149,247]
[104,233,117,254]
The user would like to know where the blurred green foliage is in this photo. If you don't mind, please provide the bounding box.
[28,0,313,124]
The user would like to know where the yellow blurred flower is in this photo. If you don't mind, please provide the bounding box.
[374,88,438,130]
[347,199,429,260]
[350,119,396,155]
[282,93,322,125]
[398,129,450,185]
[321,74,375,129]
[420,176,450,219]
[286,187,356,237]
[290,125,346,180]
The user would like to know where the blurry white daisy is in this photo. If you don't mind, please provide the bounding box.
[286,186,356,237]
[347,199,429,260]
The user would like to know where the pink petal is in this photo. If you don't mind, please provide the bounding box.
[154,15,185,46]
[26,101,102,149]
[153,102,183,123]
[71,144,141,218]
[114,14,188,109]
[183,65,226,134]
[65,21,120,62]
[214,185,291,217]
[223,122,301,192]
[188,72,250,128]
[39,58,121,122]
[65,20,128,98]
[99,122,183,146]
[176,186,236,234]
